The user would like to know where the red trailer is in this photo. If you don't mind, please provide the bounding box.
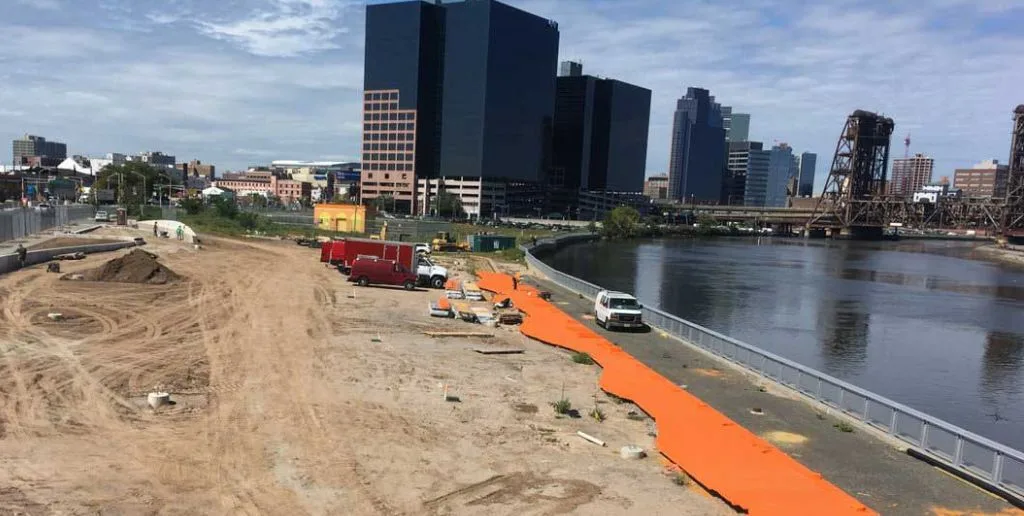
[320,238,415,272]
[321,237,450,288]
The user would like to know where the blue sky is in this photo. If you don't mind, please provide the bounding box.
[1,0,1022,194]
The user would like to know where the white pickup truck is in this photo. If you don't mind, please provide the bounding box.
[594,290,644,330]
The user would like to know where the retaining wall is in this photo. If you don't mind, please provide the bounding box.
[0,240,138,275]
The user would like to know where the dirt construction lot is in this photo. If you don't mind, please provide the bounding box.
[0,229,729,515]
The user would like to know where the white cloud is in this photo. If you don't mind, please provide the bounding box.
[14,0,60,10]
[0,26,121,60]
[194,0,357,57]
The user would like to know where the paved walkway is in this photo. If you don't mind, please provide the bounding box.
[525,274,1016,516]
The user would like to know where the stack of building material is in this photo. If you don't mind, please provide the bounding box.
[453,301,476,322]
[497,309,523,325]
[429,296,454,318]
[472,307,496,325]
[445,278,465,299]
[463,281,485,301]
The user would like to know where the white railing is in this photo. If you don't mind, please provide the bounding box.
[523,234,1024,504]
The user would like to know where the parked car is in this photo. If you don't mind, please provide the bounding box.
[414,243,431,255]
[94,210,110,222]
[347,256,418,290]
[593,290,644,330]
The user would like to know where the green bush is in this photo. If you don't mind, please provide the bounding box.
[179,197,203,215]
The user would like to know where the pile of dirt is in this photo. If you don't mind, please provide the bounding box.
[67,249,182,285]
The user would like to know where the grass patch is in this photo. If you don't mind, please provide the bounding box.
[493,247,526,263]
[571,352,594,365]
[671,472,690,486]
[589,407,605,422]
[550,398,573,415]
[834,421,855,433]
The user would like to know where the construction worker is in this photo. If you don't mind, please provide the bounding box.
[175,225,184,241]
[513,271,521,290]
[153,222,158,237]
[16,244,27,268]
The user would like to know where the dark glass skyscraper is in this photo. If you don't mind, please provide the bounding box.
[361,1,445,212]
[361,0,559,214]
[552,62,651,195]
[798,152,817,197]
[667,87,726,203]
[439,0,559,183]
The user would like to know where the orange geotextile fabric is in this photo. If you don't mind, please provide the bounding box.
[437,296,451,310]
[477,271,874,516]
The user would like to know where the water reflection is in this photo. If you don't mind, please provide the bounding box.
[980,332,1024,407]
[818,244,870,376]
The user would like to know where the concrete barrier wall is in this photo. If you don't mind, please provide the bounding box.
[140,220,197,244]
[501,217,600,228]
[0,241,138,276]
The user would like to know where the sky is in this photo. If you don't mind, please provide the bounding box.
[1,0,1022,194]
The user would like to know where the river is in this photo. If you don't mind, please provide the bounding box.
[542,237,1024,451]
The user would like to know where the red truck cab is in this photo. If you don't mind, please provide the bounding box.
[347,257,418,290]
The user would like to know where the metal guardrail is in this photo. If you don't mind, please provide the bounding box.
[0,205,95,243]
[522,234,1024,503]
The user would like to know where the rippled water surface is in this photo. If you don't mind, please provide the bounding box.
[544,238,1024,449]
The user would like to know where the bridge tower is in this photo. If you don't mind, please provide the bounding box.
[807,110,897,237]
[1002,105,1024,237]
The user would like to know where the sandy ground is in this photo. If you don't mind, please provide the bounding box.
[27,236,123,250]
[0,229,729,515]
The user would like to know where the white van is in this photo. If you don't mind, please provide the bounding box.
[593,290,644,330]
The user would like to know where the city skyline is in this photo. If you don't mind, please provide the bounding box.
[1,0,1022,196]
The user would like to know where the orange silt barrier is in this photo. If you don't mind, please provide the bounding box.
[477,271,874,516]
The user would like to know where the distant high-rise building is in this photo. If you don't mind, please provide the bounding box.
[178,159,216,180]
[953,159,1010,198]
[130,151,176,167]
[725,141,770,206]
[559,61,582,77]
[552,61,651,195]
[643,174,669,200]
[722,107,750,143]
[890,153,934,198]
[362,0,559,216]
[12,134,67,167]
[797,152,817,197]
[667,87,726,203]
[730,113,750,142]
[766,143,797,207]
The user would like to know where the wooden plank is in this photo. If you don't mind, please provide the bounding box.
[423,331,495,338]
[473,348,525,355]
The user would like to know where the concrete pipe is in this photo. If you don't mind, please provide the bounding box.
[620,445,646,460]
[147,392,171,409]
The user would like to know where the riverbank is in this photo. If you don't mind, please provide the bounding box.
[0,227,727,514]
[975,243,1024,267]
